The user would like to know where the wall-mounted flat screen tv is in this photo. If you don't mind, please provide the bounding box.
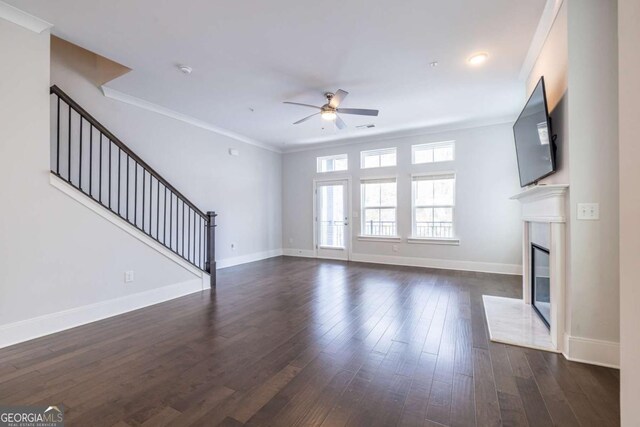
[513,76,556,187]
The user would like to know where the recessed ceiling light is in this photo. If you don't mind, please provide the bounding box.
[429,61,439,68]
[467,52,489,65]
[178,65,192,74]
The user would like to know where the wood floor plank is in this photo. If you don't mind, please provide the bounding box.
[450,373,476,427]
[524,349,580,426]
[473,348,501,427]
[496,390,528,427]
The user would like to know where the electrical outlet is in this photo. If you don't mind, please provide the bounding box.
[288,237,294,244]
[124,271,134,283]
[392,245,399,252]
[577,203,600,220]
[231,243,236,251]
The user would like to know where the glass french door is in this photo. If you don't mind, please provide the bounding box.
[315,180,350,260]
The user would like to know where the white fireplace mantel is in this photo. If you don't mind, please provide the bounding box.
[509,184,569,223]
[484,184,569,353]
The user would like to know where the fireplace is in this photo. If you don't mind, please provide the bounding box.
[483,184,568,353]
[531,244,551,328]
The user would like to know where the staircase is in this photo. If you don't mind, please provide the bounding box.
[49,85,216,286]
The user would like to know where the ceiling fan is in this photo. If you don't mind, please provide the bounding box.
[283,89,379,130]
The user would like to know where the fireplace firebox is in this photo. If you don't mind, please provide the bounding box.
[531,243,551,328]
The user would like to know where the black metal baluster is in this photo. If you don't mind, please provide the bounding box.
[56,97,60,174]
[164,186,167,245]
[108,141,112,208]
[118,147,121,215]
[169,192,173,249]
[67,104,71,182]
[79,117,83,190]
[134,162,138,225]
[192,210,195,262]
[156,179,160,239]
[182,202,185,256]
[199,216,203,268]
[188,209,191,261]
[126,156,129,221]
[99,134,103,203]
[142,170,146,232]
[89,125,93,196]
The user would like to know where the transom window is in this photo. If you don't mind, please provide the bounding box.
[412,141,455,164]
[317,154,348,173]
[412,173,455,239]
[360,148,397,169]
[361,178,397,236]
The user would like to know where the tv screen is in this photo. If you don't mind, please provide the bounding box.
[513,77,555,187]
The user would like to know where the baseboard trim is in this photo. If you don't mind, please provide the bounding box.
[349,253,521,275]
[0,278,203,349]
[283,248,316,258]
[217,249,284,269]
[563,334,620,369]
[282,249,520,275]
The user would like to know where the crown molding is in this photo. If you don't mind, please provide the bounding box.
[0,1,52,33]
[282,115,516,154]
[518,0,564,82]
[100,85,282,154]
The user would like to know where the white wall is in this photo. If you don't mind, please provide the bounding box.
[526,0,619,366]
[283,123,523,274]
[566,0,619,347]
[0,17,282,345]
[0,20,196,329]
[619,0,640,422]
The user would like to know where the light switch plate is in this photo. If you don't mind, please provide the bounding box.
[125,271,134,283]
[577,203,599,220]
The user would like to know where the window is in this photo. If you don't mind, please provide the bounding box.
[317,154,348,173]
[412,173,455,239]
[361,178,397,236]
[361,148,397,169]
[412,141,455,164]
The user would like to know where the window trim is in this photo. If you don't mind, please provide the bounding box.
[360,177,398,237]
[316,153,348,173]
[411,172,456,241]
[411,140,455,164]
[360,147,397,169]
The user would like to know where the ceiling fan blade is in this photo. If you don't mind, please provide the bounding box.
[329,89,349,108]
[283,101,321,110]
[293,112,320,124]
[336,108,379,116]
[335,115,347,130]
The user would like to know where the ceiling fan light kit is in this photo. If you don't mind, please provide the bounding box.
[321,110,337,121]
[283,89,379,130]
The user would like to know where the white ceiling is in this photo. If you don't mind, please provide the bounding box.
[9,0,546,150]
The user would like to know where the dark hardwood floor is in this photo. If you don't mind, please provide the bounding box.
[0,257,620,426]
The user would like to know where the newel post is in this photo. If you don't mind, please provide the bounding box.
[206,211,217,288]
